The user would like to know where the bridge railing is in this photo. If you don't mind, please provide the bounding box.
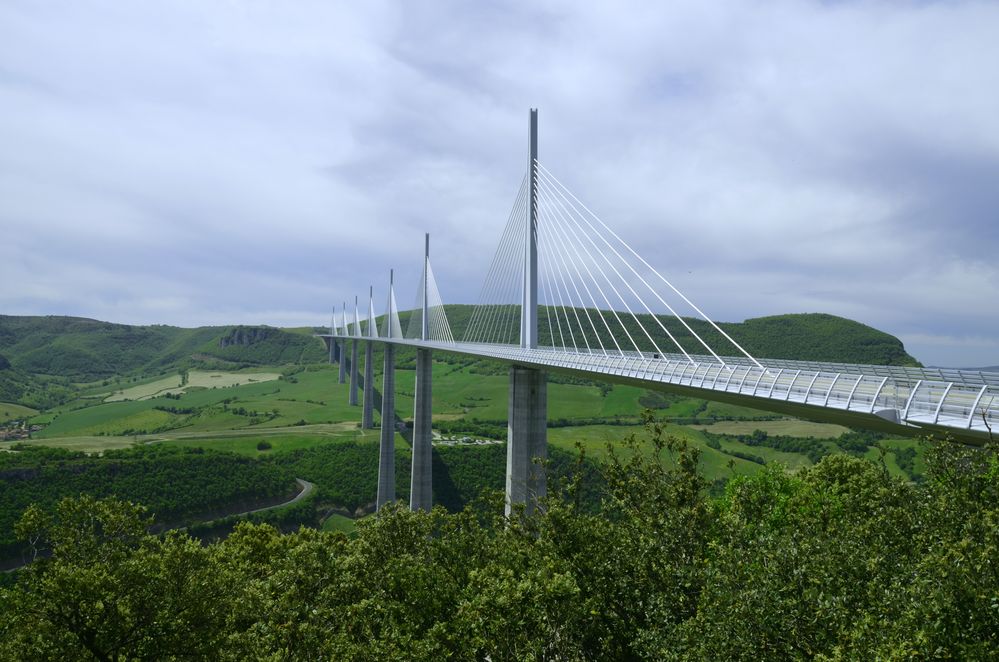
[324,334,999,436]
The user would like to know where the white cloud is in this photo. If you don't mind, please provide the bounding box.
[1,0,997,367]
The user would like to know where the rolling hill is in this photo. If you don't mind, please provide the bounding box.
[0,309,919,408]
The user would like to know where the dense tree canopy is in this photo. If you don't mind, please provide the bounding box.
[1,417,995,660]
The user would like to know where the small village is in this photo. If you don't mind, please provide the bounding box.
[0,421,43,441]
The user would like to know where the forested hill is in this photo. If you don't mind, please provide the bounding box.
[717,313,921,366]
[0,316,327,384]
[1,308,919,387]
[412,307,921,367]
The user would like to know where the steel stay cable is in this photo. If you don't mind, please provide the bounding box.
[468,177,525,343]
[540,188,623,355]
[469,178,527,343]
[478,196,524,344]
[539,183,647,356]
[537,162,757,367]
[537,202,607,355]
[539,234,569,351]
[539,213,579,354]
[536,164,703,363]
[537,175,670,359]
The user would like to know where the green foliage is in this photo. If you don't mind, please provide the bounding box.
[1,496,231,660]
[202,325,327,366]
[268,440,601,515]
[0,444,296,560]
[1,423,996,658]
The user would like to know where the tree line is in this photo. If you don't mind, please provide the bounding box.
[1,416,995,659]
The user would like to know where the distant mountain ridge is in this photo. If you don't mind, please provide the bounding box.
[0,316,327,407]
[0,310,920,408]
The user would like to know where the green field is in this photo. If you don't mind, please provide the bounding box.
[159,429,382,457]
[103,370,282,402]
[321,513,358,534]
[0,402,37,423]
[0,436,139,454]
[102,374,183,402]
[547,423,769,480]
[11,357,930,484]
[692,420,850,438]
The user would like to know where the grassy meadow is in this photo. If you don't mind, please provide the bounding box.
[0,402,37,424]
[4,356,927,486]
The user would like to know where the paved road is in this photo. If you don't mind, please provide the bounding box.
[236,478,314,517]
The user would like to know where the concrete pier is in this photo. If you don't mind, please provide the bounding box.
[362,341,374,429]
[349,340,359,406]
[377,343,396,508]
[338,344,346,384]
[506,365,547,517]
[410,348,433,511]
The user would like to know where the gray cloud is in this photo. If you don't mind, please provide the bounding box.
[1,0,997,367]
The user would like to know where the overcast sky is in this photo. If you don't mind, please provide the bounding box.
[1,1,997,368]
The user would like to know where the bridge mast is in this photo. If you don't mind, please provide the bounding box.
[422,233,430,341]
[508,109,547,518]
[522,108,539,349]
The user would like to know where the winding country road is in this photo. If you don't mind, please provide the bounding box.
[236,478,314,517]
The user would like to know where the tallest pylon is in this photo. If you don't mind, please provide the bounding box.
[507,110,546,519]
[521,108,538,349]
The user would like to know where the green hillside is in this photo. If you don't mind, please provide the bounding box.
[0,316,327,402]
[399,306,920,366]
[0,309,918,410]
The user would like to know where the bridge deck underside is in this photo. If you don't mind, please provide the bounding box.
[324,336,997,445]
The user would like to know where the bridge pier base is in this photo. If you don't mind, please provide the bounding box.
[362,341,374,428]
[349,340,359,406]
[377,343,396,508]
[506,365,547,517]
[410,348,433,511]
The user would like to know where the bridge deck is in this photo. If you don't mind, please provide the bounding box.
[324,335,998,444]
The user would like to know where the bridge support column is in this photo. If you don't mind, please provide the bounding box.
[349,340,359,405]
[338,342,346,384]
[410,348,433,511]
[506,365,547,517]
[362,341,374,428]
[377,344,396,508]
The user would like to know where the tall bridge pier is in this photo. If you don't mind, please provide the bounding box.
[348,339,358,406]
[377,271,399,509]
[410,235,434,511]
[377,343,396,507]
[362,288,375,429]
[507,365,547,516]
[338,302,347,384]
[506,108,548,516]
[349,297,359,407]
[410,347,433,511]
[328,315,336,365]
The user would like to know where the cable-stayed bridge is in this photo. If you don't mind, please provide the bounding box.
[323,110,998,515]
